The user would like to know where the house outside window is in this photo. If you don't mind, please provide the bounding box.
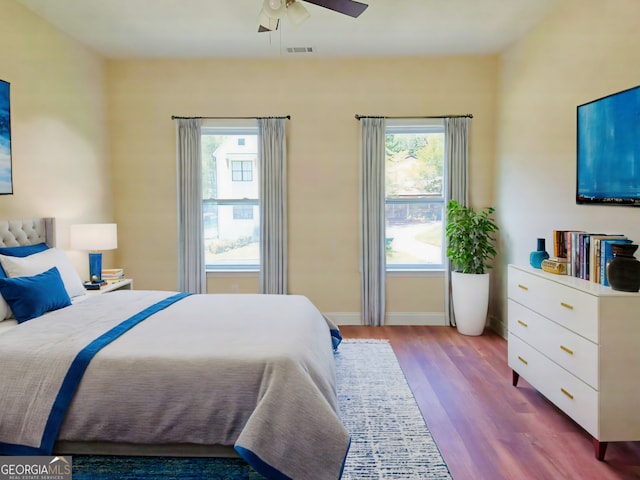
[202,121,259,271]
[385,119,446,271]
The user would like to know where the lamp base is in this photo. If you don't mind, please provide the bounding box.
[88,252,103,283]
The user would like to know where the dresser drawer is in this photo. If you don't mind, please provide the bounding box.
[508,266,598,342]
[508,333,599,438]
[508,300,598,389]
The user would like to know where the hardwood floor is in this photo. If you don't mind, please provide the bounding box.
[339,326,640,480]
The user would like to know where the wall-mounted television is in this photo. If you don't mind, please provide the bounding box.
[576,85,640,206]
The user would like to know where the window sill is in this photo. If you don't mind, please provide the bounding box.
[386,269,444,277]
[206,270,259,277]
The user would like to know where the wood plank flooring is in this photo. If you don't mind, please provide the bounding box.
[339,326,640,480]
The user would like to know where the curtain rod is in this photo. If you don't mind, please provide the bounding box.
[354,114,473,120]
[172,115,291,120]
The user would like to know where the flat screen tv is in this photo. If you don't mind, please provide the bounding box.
[576,85,640,206]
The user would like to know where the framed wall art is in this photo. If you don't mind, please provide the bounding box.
[0,79,13,195]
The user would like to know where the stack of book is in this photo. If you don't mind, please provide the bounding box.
[552,230,633,286]
[102,268,125,283]
[541,257,568,275]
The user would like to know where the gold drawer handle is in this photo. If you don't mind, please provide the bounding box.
[560,302,574,310]
[561,388,574,400]
[518,284,529,291]
[560,345,574,355]
[517,320,528,327]
[517,356,528,365]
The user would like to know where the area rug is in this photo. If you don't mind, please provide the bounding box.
[72,339,451,479]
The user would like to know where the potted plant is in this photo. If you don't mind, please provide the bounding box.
[445,200,499,335]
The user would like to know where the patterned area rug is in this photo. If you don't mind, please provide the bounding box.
[337,340,451,480]
[73,339,451,479]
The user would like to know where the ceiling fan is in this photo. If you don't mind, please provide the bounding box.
[258,0,369,32]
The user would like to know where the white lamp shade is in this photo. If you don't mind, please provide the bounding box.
[70,224,118,251]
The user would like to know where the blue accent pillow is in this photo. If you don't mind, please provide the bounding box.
[0,267,72,323]
[0,243,50,278]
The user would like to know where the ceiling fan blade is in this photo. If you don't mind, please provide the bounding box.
[302,0,368,18]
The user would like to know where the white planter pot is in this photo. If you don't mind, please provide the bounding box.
[451,271,490,336]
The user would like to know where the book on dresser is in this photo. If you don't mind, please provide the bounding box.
[565,231,629,283]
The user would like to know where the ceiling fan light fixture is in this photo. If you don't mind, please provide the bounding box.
[258,8,279,31]
[287,1,310,25]
[262,0,287,19]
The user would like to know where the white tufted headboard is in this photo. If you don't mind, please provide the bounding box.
[0,218,56,248]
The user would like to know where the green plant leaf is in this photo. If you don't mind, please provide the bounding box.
[445,200,499,274]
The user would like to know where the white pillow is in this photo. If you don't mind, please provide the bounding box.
[0,294,9,321]
[0,248,86,299]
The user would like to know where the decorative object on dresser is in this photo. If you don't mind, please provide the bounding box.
[606,243,640,292]
[529,237,550,269]
[445,200,499,336]
[69,224,118,283]
[507,264,640,461]
[540,257,568,275]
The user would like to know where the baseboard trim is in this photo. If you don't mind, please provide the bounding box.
[324,312,446,326]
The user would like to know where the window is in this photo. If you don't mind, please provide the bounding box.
[201,121,259,271]
[231,160,253,182]
[385,119,446,271]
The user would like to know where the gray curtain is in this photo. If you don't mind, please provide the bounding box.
[258,118,288,294]
[359,117,387,326]
[176,118,206,294]
[444,117,470,326]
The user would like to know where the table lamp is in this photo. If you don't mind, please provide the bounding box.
[70,223,118,283]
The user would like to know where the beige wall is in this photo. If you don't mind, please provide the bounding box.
[6,0,638,328]
[0,0,112,279]
[107,56,498,319]
[493,0,640,333]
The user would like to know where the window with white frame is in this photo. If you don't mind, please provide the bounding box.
[385,119,446,270]
[201,120,259,271]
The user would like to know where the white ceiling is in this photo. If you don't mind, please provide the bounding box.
[16,0,558,59]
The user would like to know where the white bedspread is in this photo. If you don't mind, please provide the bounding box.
[0,291,349,480]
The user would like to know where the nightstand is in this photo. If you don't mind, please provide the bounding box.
[73,279,133,304]
[86,279,133,295]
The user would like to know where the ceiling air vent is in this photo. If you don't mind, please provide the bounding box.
[286,47,314,54]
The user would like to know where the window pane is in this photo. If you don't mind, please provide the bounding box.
[385,124,445,269]
[386,202,443,266]
[202,129,259,269]
[204,203,259,268]
[386,132,444,197]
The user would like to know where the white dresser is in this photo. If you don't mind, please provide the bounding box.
[507,264,640,460]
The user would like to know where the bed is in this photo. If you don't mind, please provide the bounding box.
[0,218,350,480]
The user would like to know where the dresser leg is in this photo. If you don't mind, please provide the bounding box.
[593,438,608,461]
[512,370,519,387]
